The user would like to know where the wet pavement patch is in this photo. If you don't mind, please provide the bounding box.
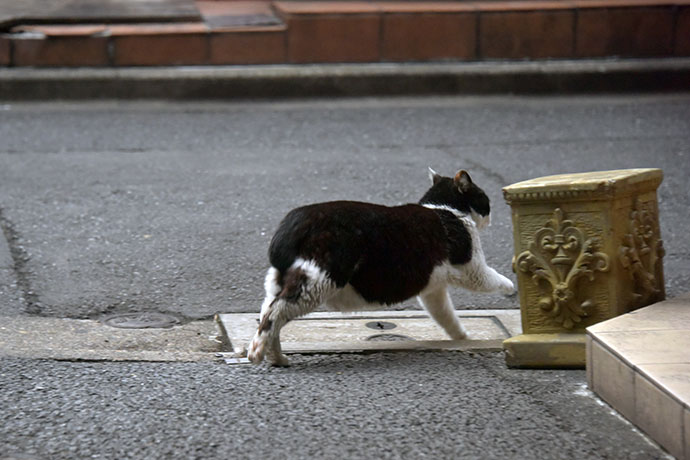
[366,333,413,341]
[101,312,180,329]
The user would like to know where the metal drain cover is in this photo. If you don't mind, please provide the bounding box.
[365,321,397,330]
[366,333,414,342]
[102,312,180,329]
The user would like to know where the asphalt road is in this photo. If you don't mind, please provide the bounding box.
[0,95,688,320]
[0,95,688,459]
[0,352,670,460]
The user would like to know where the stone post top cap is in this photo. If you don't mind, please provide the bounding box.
[503,168,663,202]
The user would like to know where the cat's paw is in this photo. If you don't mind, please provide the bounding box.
[499,276,516,296]
[267,352,290,367]
[247,335,266,364]
[450,327,468,341]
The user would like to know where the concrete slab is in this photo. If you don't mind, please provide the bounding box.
[217,309,521,357]
[0,316,225,361]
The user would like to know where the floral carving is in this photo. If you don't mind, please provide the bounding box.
[619,200,665,307]
[515,208,610,329]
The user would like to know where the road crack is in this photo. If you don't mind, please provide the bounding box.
[0,208,41,315]
[433,144,509,186]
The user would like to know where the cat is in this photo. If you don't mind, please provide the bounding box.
[247,168,515,366]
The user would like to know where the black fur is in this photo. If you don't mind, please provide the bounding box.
[435,210,472,265]
[269,201,446,304]
[267,172,490,306]
[418,176,490,217]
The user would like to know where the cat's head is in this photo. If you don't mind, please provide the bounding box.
[420,168,491,230]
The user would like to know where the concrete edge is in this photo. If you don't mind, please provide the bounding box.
[2,58,690,100]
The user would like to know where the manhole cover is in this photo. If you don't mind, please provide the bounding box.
[366,333,414,342]
[101,312,180,329]
[365,321,397,330]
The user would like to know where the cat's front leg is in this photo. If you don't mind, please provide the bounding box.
[418,286,467,340]
[454,261,515,295]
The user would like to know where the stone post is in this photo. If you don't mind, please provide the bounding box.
[502,169,665,368]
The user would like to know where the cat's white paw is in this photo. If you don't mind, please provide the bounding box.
[499,276,516,296]
[267,352,290,367]
[247,335,266,364]
[449,325,468,341]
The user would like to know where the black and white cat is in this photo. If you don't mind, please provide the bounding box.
[247,168,515,366]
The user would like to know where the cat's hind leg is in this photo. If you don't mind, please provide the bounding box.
[418,286,467,340]
[248,260,335,366]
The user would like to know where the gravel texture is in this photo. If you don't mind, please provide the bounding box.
[0,352,668,460]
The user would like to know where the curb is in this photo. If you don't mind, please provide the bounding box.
[2,58,690,100]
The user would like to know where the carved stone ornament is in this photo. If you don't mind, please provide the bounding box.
[515,208,610,329]
[619,199,665,306]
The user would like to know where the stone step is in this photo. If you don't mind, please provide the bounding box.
[587,293,690,460]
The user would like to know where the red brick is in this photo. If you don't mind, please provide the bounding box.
[476,1,575,11]
[480,10,574,59]
[675,7,690,56]
[274,2,379,16]
[209,27,286,64]
[286,15,380,63]
[0,36,10,66]
[109,24,209,66]
[108,23,208,35]
[13,36,109,67]
[575,7,674,57]
[377,2,476,13]
[113,34,208,65]
[382,13,476,61]
[571,0,676,7]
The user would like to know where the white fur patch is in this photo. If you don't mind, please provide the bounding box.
[422,203,490,231]
[472,210,491,230]
[326,283,383,311]
[264,267,281,296]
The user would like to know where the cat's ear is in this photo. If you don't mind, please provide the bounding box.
[428,167,443,185]
[454,170,472,192]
